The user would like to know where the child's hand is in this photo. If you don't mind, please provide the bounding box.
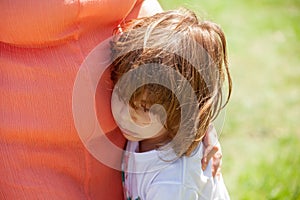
[201,125,222,178]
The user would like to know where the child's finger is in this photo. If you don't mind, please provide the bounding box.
[207,146,218,160]
[201,146,218,170]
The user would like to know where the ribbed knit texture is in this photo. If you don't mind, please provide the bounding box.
[0,0,144,199]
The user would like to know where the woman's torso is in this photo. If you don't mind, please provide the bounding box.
[0,0,139,199]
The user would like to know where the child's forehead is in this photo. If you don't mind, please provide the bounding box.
[131,89,151,103]
[117,84,166,106]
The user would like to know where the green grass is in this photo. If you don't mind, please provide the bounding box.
[237,136,300,200]
[159,0,300,199]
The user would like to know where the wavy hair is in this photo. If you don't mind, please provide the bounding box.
[110,8,232,157]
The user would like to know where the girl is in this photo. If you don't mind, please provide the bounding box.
[110,8,232,200]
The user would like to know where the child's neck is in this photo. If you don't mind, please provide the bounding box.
[138,133,170,153]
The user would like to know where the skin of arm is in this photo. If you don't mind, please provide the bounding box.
[126,0,163,19]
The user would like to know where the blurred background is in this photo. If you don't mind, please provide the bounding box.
[159,0,300,199]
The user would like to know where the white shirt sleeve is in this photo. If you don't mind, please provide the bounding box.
[212,174,230,200]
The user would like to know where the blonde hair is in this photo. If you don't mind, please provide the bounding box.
[110,8,232,157]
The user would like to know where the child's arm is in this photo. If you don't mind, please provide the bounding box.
[202,125,223,178]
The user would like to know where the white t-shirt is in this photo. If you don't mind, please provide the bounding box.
[122,141,230,200]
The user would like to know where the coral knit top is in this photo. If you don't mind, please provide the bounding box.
[0,0,161,199]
